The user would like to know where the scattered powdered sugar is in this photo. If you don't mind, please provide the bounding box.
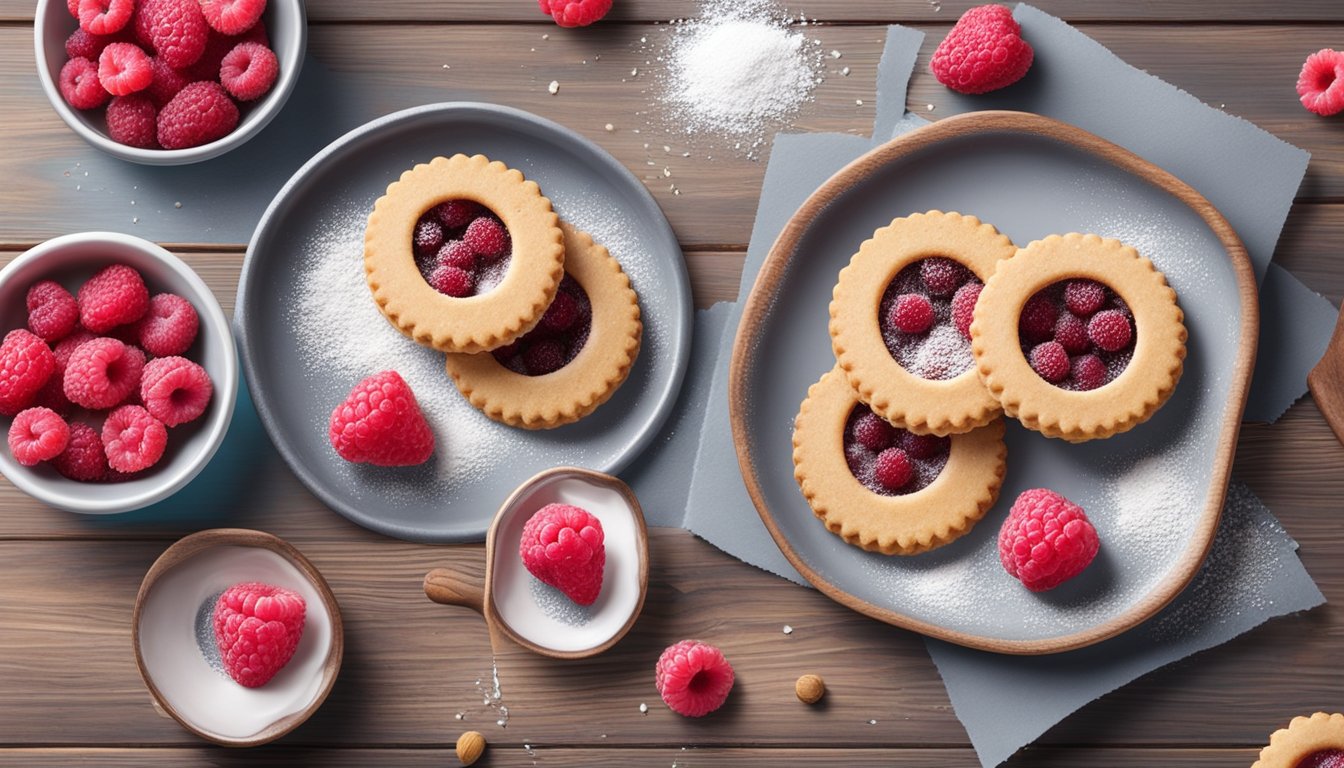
[472,661,510,728]
[193,590,225,676]
[1104,454,1199,569]
[529,577,593,627]
[902,323,972,381]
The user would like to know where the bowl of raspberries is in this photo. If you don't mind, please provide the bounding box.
[34,0,306,164]
[0,232,238,513]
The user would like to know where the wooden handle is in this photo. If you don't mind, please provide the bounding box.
[423,567,486,614]
[1308,302,1344,446]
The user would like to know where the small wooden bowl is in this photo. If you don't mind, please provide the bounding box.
[424,467,649,659]
[132,529,344,746]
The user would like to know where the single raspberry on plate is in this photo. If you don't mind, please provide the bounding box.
[889,293,934,334]
[106,94,159,148]
[539,290,580,333]
[51,421,108,481]
[655,639,734,717]
[65,27,121,60]
[78,0,134,35]
[140,356,212,427]
[200,0,267,36]
[951,281,981,339]
[59,57,110,110]
[538,0,613,28]
[0,329,57,417]
[78,263,149,333]
[919,257,967,297]
[134,293,199,357]
[432,200,482,229]
[998,488,1100,592]
[1029,341,1069,383]
[1087,309,1133,352]
[413,218,444,257]
[1052,312,1090,355]
[436,240,477,271]
[1296,49,1344,117]
[98,41,153,96]
[873,447,914,490]
[1070,353,1107,391]
[428,265,475,298]
[328,371,435,466]
[157,81,240,149]
[1018,293,1058,343]
[101,404,167,473]
[930,4,1034,95]
[519,503,606,605]
[852,411,894,451]
[463,217,509,259]
[220,41,278,101]
[1063,279,1106,317]
[899,431,950,460]
[7,407,70,467]
[134,0,210,69]
[145,56,191,106]
[213,582,307,688]
[63,337,145,410]
[26,280,80,342]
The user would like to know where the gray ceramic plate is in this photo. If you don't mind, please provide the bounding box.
[731,112,1257,654]
[236,103,691,543]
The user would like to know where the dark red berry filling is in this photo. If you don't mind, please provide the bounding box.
[1296,750,1344,768]
[1020,279,1135,391]
[878,258,982,381]
[413,200,513,297]
[491,275,592,376]
[843,406,950,496]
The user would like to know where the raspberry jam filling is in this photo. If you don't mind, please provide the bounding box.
[1297,750,1344,768]
[843,405,950,496]
[878,257,982,381]
[412,200,513,298]
[491,275,592,376]
[1019,279,1134,391]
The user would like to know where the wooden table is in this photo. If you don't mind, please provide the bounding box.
[2,2,1342,765]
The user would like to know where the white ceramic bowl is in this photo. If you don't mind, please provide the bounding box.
[0,232,238,513]
[33,0,307,165]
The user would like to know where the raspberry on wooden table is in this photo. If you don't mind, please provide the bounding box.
[1296,48,1344,117]
[78,0,134,35]
[519,503,606,605]
[157,81,239,149]
[538,0,613,28]
[219,41,278,101]
[63,337,145,410]
[0,329,57,417]
[78,263,149,332]
[59,57,110,110]
[134,0,210,69]
[51,421,108,481]
[889,293,935,335]
[655,640,735,717]
[213,582,306,688]
[930,4,1034,94]
[106,94,159,148]
[328,371,434,466]
[26,280,79,342]
[101,404,167,473]
[140,356,212,427]
[199,0,267,36]
[134,293,199,357]
[7,407,70,467]
[998,488,1100,592]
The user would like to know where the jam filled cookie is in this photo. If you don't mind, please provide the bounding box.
[830,210,1017,436]
[444,222,642,429]
[364,154,565,354]
[792,367,1006,556]
[970,233,1186,442]
[1253,712,1344,768]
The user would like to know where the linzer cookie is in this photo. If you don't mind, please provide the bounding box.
[445,223,642,429]
[792,367,1006,556]
[829,210,1016,436]
[1253,712,1344,768]
[364,154,565,354]
[970,233,1186,442]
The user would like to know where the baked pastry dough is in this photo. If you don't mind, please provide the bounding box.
[1252,712,1344,768]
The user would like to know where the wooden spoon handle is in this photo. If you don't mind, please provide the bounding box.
[423,567,486,615]
[1308,303,1344,446]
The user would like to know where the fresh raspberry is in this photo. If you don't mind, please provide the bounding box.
[67,0,80,18]
[1063,279,1106,317]
[101,404,167,473]
[106,94,159,148]
[655,640,734,718]
[519,503,606,605]
[182,28,233,80]
[930,4,1034,95]
[78,0,134,35]
[0,330,57,417]
[134,0,210,69]
[328,371,435,466]
[522,339,567,375]
[26,280,80,342]
[236,21,269,47]
[538,0,613,28]
[873,447,914,490]
[898,431,950,460]
[59,57,110,110]
[51,422,108,481]
[428,265,475,298]
[463,217,509,259]
[78,264,149,333]
[199,0,267,36]
[852,411,894,451]
[1298,751,1344,768]
[539,290,580,333]
[1053,312,1090,354]
[139,356,212,427]
[157,81,239,149]
[145,56,191,106]
[413,218,444,257]
[134,293,199,356]
[97,41,153,96]
[35,330,95,415]
[220,41,278,101]
[889,293,934,334]
[213,582,307,688]
[7,407,70,467]
[998,488,1100,592]
[65,27,122,60]
[432,200,482,229]
[1087,309,1133,352]
[1071,353,1107,391]
[1018,293,1058,343]
[1028,341,1069,383]
[52,330,97,369]
[63,337,145,410]
[436,240,477,271]
[920,257,968,296]
[1297,49,1344,117]
[951,281,981,339]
